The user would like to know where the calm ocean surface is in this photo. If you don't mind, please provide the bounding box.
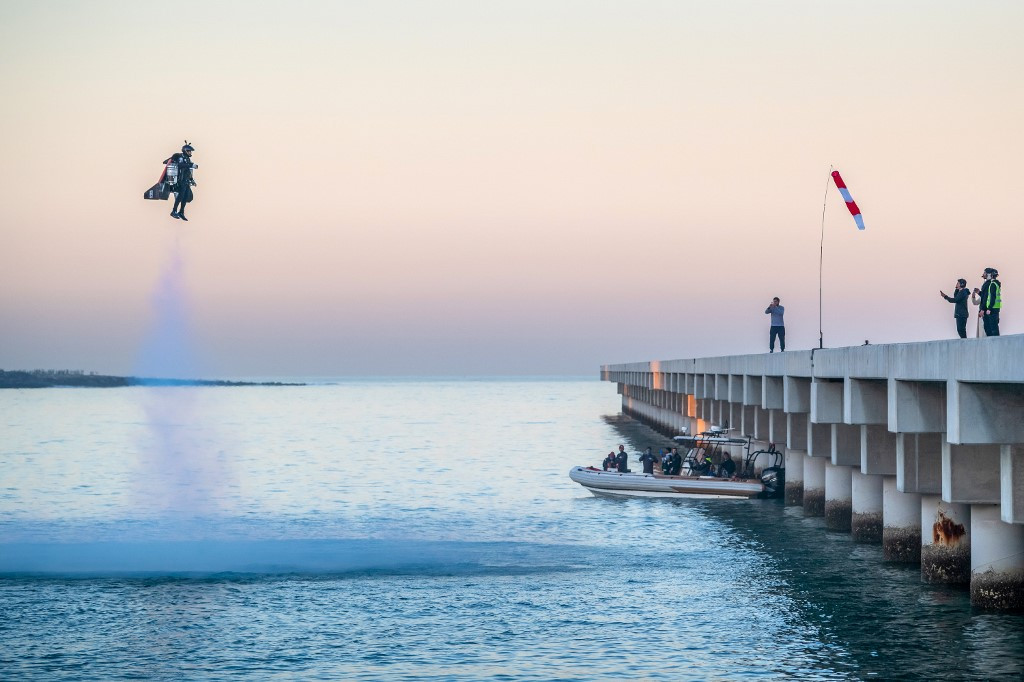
[1,379,1022,680]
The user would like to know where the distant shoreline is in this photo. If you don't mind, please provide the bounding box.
[0,370,304,389]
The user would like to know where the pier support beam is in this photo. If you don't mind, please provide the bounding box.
[948,381,1024,445]
[883,476,922,563]
[739,405,755,437]
[808,422,832,459]
[920,495,970,584]
[970,504,1024,609]
[943,443,1001,504]
[787,413,808,450]
[763,376,783,410]
[862,425,897,476]
[845,378,888,425]
[832,423,861,467]
[803,454,826,517]
[897,433,942,494]
[752,407,770,441]
[785,449,805,506]
[825,463,853,531]
[852,470,883,543]
[811,379,844,424]
[1003,445,1024,524]
[784,376,810,414]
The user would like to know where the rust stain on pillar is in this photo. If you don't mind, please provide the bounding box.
[932,511,966,545]
[922,509,970,584]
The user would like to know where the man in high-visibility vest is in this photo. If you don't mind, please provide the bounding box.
[974,267,1002,337]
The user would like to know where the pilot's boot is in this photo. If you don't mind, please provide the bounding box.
[178,211,188,221]
[170,210,179,219]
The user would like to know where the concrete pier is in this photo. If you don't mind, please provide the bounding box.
[784,449,804,506]
[824,462,852,531]
[602,335,1024,609]
[851,470,883,543]
[921,495,970,584]
[803,455,826,517]
[971,504,1024,609]
[883,476,921,563]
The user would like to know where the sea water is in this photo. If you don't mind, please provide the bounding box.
[1,379,1022,680]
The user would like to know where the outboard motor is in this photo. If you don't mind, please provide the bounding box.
[759,466,785,499]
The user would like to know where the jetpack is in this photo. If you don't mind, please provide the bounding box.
[143,141,197,201]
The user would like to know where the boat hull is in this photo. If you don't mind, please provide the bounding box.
[569,466,763,499]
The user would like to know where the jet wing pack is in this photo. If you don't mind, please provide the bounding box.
[143,156,176,201]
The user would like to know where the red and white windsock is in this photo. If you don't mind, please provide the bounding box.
[831,170,865,230]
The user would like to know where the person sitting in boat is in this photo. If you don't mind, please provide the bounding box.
[660,449,672,473]
[602,452,617,471]
[615,444,630,473]
[692,452,714,476]
[638,447,656,474]
[719,452,737,478]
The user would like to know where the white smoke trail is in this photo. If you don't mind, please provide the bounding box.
[136,236,194,380]
[133,236,231,518]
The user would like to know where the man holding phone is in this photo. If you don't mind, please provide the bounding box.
[940,278,970,338]
[765,297,785,352]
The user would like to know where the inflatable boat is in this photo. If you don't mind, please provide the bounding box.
[569,466,767,499]
[571,427,785,499]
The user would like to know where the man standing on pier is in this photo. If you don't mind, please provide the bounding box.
[975,268,1002,337]
[765,297,786,352]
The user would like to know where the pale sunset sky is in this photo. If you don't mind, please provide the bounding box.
[1,1,1021,376]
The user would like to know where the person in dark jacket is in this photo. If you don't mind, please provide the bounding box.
[638,447,656,474]
[940,278,970,338]
[614,445,630,473]
[666,447,682,476]
[719,452,737,478]
[169,143,197,221]
[602,452,616,471]
[974,268,1002,337]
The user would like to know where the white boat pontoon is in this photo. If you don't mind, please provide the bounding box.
[570,427,784,500]
[569,466,766,499]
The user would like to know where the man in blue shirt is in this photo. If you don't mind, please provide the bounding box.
[765,297,785,352]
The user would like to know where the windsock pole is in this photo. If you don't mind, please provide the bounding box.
[818,166,832,349]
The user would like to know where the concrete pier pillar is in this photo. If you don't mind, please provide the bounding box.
[832,423,861,467]
[883,476,921,563]
[784,449,805,506]
[920,495,970,584]
[862,425,897,476]
[825,463,853,531]
[970,504,1024,609]
[803,454,826,516]
[1003,445,1024,524]
[851,470,883,543]
[787,413,808,450]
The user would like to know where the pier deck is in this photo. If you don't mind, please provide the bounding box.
[602,335,1024,609]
